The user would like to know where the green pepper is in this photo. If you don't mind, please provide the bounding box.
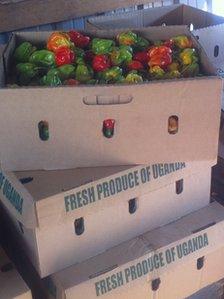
[75,64,93,83]
[117,31,138,46]
[7,84,19,88]
[179,48,198,65]
[74,47,85,58]
[100,66,123,83]
[165,70,181,79]
[40,69,62,86]
[14,42,36,63]
[110,46,133,66]
[73,47,85,64]
[167,62,180,72]
[149,66,166,79]
[57,64,75,80]
[181,63,199,78]
[92,38,115,55]
[86,79,98,85]
[134,36,150,51]
[29,50,55,68]
[16,63,39,85]
[172,35,193,49]
[124,71,143,84]
[154,40,163,47]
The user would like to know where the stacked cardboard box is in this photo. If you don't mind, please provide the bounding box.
[46,203,224,299]
[86,3,224,159]
[0,23,223,299]
[0,246,32,299]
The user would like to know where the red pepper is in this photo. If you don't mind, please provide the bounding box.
[103,119,115,138]
[55,47,75,66]
[68,30,90,48]
[148,46,172,69]
[84,50,95,63]
[133,51,149,65]
[163,39,174,49]
[127,60,144,71]
[92,55,111,72]
[64,79,80,85]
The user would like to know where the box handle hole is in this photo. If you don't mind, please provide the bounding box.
[129,198,137,214]
[189,23,194,31]
[168,115,178,134]
[214,45,219,58]
[38,121,49,141]
[197,256,204,270]
[74,218,85,236]
[151,278,161,291]
[19,177,33,185]
[1,263,14,273]
[176,179,183,194]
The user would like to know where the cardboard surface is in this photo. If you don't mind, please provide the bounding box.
[49,202,224,299]
[0,247,32,299]
[86,4,224,30]
[194,24,224,74]
[0,26,222,171]
[0,161,214,277]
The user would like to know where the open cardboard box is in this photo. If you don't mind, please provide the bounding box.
[46,202,224,299]
[86,4,224,89]
[86,4,224,31]
[0,246,32,299]
[0,160,214,277]
[0,26,222,171]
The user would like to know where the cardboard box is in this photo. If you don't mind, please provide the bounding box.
[0,160,214,277]
[0,26,222,171]
[86,4,224,31]
[46,202,224,299]
[0,246,32,299]
[86,4,224,81]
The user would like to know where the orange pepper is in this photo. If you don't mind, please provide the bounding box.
[148,46,172,68]
[47,32,71,53]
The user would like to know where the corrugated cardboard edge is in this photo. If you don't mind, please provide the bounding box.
[0,166,37,228]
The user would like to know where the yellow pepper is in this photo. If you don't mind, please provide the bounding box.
[179,48,198,65]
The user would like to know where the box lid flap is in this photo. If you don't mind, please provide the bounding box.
[86,5,179,30]
[194,24,224,73]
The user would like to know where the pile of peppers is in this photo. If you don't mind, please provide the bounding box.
[12,31,201,87]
